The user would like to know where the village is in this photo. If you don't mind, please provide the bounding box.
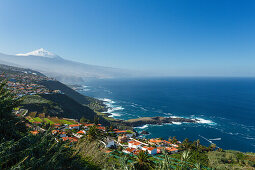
[0,65,59,97]
[25,114,180,158]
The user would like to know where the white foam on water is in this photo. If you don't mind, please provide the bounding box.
[170,116,181,118]
[172,122,182,125]
[99,98,116,104]
[99,98,124,118]
[163,113,172,116]
[108,112,122,117]
[195,118,215,125]
[106,106,124,113]
[135,124,149,129]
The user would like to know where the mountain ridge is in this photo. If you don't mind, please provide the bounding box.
[0,49,137,83]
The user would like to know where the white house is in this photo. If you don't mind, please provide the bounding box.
[142,146,157,155]
[106,139,115,148]
[128,140,142,149]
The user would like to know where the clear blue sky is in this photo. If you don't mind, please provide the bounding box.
[0,0,254,76]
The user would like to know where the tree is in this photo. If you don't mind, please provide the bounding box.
[133,150,155,170]
[0,80,26,142]
[172,136,178,144]
[87,125,101,141]
[196,139,200,148]
[80,116,87,123]
[210,143,217,151]
[94,115,99,125]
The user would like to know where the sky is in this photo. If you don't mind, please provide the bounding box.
[0,0,255,76]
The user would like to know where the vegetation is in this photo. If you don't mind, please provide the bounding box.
[1,79,255,169]
[21,93,110,126]
[0,80,90,169]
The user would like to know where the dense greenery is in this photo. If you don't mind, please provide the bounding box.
[40,80,107,112]
[21,93,110,126]
[0,80,90,169]
[0,80,26,142]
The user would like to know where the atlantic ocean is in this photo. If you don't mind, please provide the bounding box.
[79,77,255,152]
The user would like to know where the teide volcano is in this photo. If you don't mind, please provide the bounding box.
[0,48,135,83]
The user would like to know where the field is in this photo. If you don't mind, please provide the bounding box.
[26,116,77,125]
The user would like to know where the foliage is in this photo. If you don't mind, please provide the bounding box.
[208,150,255,169]
[133,151,155,170]
[0,80,92,169]
[0,80,26,142]
[0,132,87,169]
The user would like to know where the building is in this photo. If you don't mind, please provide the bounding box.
[30,130,39,135]
[118,134,128,143]
[166,147,178,153]
[123,148,136,154]
[106,139,115,148]
[77,130,86,135]
[59,132,67,137]
[128,140,142,149]
[69,124,80,130]
[142,146,157,155]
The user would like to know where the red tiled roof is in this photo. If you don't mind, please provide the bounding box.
[150,139,162,143]
[142,146,149,149]
[69,124,80,127]
[62,137,69,141]
[105,150,112,153]
[83,123,94,127]
[77,130,85,134]
[125,148,136,153]
[69,137,78,142]
[133,142,141,145]
[166,147,178,152]
[30,130,39,135]
[114,130,127,133]
[147,147,156,151]
[96,126,106,130]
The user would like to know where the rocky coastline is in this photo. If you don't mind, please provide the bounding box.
[122,116,197,127]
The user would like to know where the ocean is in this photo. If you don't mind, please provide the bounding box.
[78,77,255,152]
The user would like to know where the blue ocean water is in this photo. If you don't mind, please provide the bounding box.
[79,77,255,152]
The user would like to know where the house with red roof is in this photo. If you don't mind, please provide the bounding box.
[142,146,157,155]
[123,148,136,154]
[30,130,39,135]
[77,130,86,134]
[166,147,178,153]
[69,124,80,130]
[96,126,106,131]
[128,140,142,149]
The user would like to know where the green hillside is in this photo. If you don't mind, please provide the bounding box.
[39,80,107,112]
[21,94,110,126]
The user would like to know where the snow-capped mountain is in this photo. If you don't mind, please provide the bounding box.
[0,48,139,83]
[16,48,61,59]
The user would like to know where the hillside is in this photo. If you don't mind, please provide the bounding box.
[39,80,107,112]
[21,94,110,126]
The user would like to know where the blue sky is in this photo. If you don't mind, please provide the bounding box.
[0,0,254,76]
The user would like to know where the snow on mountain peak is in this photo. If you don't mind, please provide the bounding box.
[16,48,61,59]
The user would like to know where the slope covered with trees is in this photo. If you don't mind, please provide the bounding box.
[0,81,92,169]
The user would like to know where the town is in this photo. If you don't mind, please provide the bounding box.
[23,112,180,158]
[0,64,59,97]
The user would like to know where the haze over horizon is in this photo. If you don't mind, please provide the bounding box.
[0,0,255,77]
